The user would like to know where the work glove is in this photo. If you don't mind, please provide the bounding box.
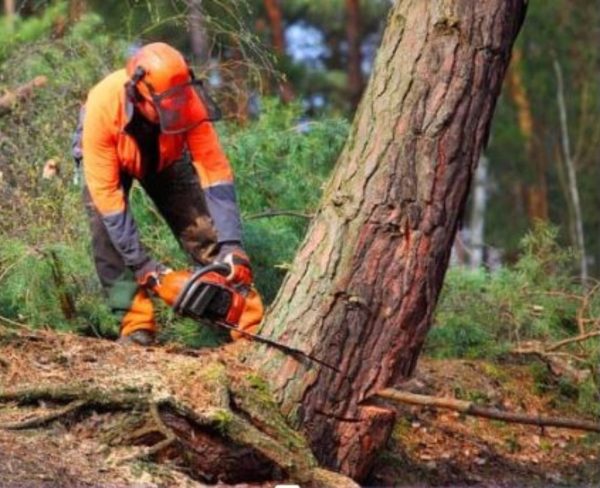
[134,259,173,289]
[215,241,253,287]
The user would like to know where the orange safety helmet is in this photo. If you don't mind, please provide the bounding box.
[126,42,219,134]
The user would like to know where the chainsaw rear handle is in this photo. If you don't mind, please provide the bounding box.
[191,262,232,280]
[172,262,233,316]
[171,261,246,326]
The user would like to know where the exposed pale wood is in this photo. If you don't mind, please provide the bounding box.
[376,388,600,433]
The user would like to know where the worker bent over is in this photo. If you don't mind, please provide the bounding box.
[73,42,264,345]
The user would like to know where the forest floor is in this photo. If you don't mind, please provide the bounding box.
[369,359,600,487]
[0,329,598,487]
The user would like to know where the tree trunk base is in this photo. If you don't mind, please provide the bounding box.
[0,328,357,487]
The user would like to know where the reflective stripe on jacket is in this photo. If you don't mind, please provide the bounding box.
[79,69,242,268]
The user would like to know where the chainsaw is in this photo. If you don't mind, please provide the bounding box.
[154,264,339,371]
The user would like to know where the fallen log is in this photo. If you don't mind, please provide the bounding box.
[0,328,357,487]
[375,388,600,433]
[0,76,48,116]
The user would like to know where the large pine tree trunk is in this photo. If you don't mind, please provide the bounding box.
[253,0,527,479]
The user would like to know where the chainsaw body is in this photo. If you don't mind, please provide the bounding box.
[157,264,246,326]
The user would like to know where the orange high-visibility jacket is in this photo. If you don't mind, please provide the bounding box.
[75,69,241,269]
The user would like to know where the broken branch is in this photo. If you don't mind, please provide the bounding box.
[376,388,600,433]
[547,330,600,352]
[0,76,48,116]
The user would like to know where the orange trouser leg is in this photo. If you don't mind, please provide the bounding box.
[231,286,265,341]
[120,289,157,337]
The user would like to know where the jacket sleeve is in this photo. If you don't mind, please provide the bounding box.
[187,121,242,243]
[82,91,150,270]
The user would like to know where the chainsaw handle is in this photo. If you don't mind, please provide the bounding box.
[193,262,231,278]
[172,262,231,314]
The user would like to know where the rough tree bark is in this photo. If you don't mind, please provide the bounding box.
[253,0,528,480]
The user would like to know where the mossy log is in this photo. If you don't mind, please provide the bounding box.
[0,328,357,487]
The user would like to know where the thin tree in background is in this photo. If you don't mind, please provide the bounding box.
[506,47,549,222]
[263,0,294,102]
[69,0,86,23]
[345,0,363,108]
[469,154,489,268]
[554,59,588,285]
[4,0,15,31]
[253,0,528,479]
[189,0,210,65]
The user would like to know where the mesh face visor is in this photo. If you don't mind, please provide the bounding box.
[149,80,222,134]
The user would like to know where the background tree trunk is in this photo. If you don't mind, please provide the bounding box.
[263,0,285,55]
[188,0,210,65]
[263,0,294,102]
[506,47,549,222]
[253,0,527,480]
[68,0,86,24]
[469,154,489,268]
[554,59,588,284]
[4,0,15,32]
[345,0,363,109]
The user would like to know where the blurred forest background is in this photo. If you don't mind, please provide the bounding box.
[0,1,599,415]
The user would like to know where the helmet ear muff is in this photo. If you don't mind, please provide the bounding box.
[126,66,147,103]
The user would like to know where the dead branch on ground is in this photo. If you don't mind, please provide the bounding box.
[375,388,600,433]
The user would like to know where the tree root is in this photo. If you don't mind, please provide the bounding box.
[0,331,359,487]
[0,399,88,430]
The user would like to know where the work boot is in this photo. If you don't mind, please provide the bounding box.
[118,329,156,347]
